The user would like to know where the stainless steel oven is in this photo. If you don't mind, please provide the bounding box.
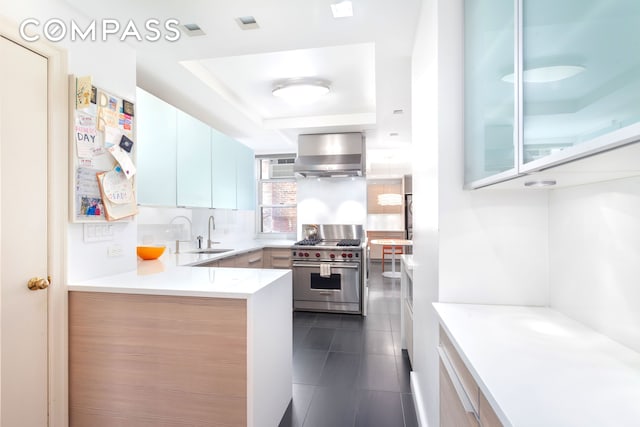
[292,261,361,313]
[292,224,365,314]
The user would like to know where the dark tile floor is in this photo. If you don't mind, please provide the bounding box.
[279,262,419,427]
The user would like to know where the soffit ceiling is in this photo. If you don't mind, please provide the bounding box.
[64,0,420,175]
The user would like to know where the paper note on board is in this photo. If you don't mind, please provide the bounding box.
[96,91,119,131]
[107,145,136,179]
[104,126,122,148]
[75,76,92,109]
[102,169,133,204]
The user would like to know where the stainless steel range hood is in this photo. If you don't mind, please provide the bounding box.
[294,132,366,178]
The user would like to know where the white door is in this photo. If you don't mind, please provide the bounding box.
[0,35,49,426]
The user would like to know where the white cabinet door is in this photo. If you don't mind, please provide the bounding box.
[136,88,177,206]
[235,141,255,210]
[0,35,49,427]
[177,111,211,207]
[211,129,237,209]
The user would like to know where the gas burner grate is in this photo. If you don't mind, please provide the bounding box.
[336,239,361,247]
[294,238,322,246]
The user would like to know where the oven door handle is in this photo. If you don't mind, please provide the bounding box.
[292,262,360,269]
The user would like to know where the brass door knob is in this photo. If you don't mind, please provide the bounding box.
[27,277,49,291]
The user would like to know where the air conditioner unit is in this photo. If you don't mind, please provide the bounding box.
[270,163,295,178]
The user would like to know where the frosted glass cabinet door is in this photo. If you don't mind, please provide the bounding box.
[136,88,177,206]
[235,142,256,211]
[176,111,212,207]
[522,0,640,164]
[464,0,516,184]
[211,129,237,209]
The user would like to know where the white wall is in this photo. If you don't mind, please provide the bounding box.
[0,2,138,282]
[296,178,367,237]
[549,176,640,353]
[410,0,550,424]
[137,206,256,252]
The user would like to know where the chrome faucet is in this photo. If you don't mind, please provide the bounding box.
[207,215,216,248]
[169,215,193,254]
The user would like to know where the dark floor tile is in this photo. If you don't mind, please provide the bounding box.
[318,352,361,388]
[314,312,343,328]
[396,353,412,393]
[363,313,391,331]
[300,327,336,351]
[367,297,389,314]
[355,390,404,427]
[362,330,395,356]
[386,299,401,315]
[293,326,310,348]
[358,354,400,392]
[279,384,316,427]
[340,314,365,330]
[401,393,419,427]
[293,349,328,385]
[303,386,358,427]
[294,311,318,326]
[390,314,401,333]
[330,329,363,353]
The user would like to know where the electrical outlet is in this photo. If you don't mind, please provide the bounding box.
[107,244,123,257]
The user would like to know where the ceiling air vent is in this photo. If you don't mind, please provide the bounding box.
[181,23,206,37]
[236,16,260,30]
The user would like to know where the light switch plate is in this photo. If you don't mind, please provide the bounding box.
[107,244,123,257]
[83,223,114,242]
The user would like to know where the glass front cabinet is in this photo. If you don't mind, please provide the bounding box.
[465,0,640,189]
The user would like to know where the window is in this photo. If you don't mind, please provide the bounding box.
[258,156,297,234]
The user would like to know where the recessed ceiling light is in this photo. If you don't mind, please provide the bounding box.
[393,109,404,115]
[524,180,556,187]
[181,23,206,37]
[272,78,331,105]
[389,132,399,137]
[236,16,259,30]
[502,66,585,84]
[331,1,353,18]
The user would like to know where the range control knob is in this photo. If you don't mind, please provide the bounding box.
[341,253,347,258]
[304,252,309,257]
[348,253,353,258]
[316,253,320,258]
[330,254,335,259]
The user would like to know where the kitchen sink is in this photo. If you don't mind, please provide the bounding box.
[188,248,232,254]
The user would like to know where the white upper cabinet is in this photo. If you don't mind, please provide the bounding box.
[211,128,237,209]
[176,111,212,208]
[136,88,177,206]
[235,141,256,210]
[136,88,255,209]
[465,0,640,189]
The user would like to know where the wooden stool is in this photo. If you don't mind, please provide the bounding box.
[382,245,403,272]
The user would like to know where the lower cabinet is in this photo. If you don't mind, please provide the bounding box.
[264,248,292,269]
[235,250,263,269]
[439,326,502,427]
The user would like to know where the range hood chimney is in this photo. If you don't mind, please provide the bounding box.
[294,132,366,178]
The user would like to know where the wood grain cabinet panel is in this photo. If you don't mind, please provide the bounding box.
[69,292,247,427]
[440,360,480,427]
[264,248,292,269]
[479,391,503,427]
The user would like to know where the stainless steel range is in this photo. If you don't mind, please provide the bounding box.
[292,224,366,314]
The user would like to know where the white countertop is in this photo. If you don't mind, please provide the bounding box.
[68,239,295,299]
[433,303,640,427]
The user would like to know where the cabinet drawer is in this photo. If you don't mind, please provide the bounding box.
[269,248,291,269]
[479,390,503,427]
[218,256,237,268]
[439,360,480,427]
[439,327,479,413]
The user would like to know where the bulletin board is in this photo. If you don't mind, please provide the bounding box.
[70,75,138,222]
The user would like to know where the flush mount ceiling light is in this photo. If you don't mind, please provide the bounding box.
[502,65,586,84]
[331,1,353,18]
[272,78,331,105]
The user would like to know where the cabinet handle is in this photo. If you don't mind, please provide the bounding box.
[248,258,262,264]
[272,255,290,260]
[438,345,476,414]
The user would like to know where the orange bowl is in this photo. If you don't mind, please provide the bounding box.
[136,245,166,260]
